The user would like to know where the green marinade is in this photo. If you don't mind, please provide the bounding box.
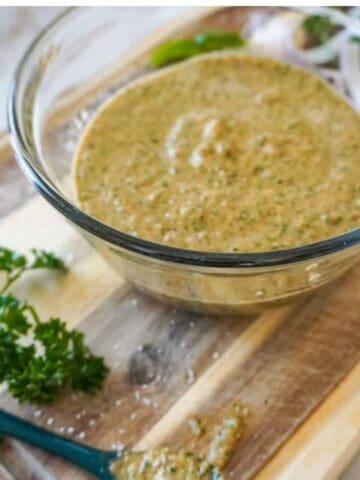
[75,53,360,253]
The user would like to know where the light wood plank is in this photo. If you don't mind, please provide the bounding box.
[137,305,294,450]
[0,133,11,161]
[257,362,360,480]
[0,195,122,325]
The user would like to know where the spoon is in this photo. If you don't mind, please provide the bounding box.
[0,409,222,479]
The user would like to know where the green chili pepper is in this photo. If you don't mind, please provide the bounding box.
[150,30,246,68]
[194,30,245,51]
[150,38,202,68]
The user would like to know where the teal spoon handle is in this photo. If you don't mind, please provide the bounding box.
[0,409,117,479]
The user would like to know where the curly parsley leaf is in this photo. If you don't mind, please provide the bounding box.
[30,249,67,272]
[0,247,26,273]
[0,303,109,404]
[302,15,333,45]
[0,294,30,335]
[0,247,108,404]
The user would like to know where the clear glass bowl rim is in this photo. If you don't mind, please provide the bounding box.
[7,6,360,268]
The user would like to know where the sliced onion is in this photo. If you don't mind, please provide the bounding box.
[248,11,303,59]
[349,7,360,20]
[317,68,347,97]
[248,10,343,66]
[339,36,360,110]
[248,7,360,109]
[249,7,360,67]
[285,30,346,66]
[299,7,360,37]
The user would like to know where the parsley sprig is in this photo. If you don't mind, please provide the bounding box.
[0,246,108,404]
[302,15,334,46]
[0,247,66,294]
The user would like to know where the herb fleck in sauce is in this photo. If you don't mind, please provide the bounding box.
[110,400,247,479]
[207,401,246,470]
[111,448,223,479]
[75,53,360,252]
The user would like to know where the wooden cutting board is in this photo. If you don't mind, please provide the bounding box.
[1,7,360,480]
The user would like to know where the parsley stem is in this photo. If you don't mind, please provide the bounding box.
[0,267,26,294]
[23,304,41,324]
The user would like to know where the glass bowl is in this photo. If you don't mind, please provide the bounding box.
[8,6,360,314]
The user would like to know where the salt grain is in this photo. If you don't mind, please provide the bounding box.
[189,150,203,168]
[308,272,322,284]
[78,432,86,440]
[111,442,125,451]
[65,252,75,264]
[179,205,189,216]
[67,426,75,435]
[320,213,328,222]
[256,289,266,299]
[305,262,319,272]
[185,367,196,384]
[46,418,54,426]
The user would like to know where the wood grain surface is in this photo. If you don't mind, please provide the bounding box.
[0,6,360,480]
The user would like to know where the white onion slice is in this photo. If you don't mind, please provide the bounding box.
[248,12,303,59]
[248,8,360,108]
[299,7,360,36]
[249,8,360,67]
[338,6,360,109]
[339,37,360,110]
[249,10,344,66]
[285,30,346,66]
[317,68,347,97]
